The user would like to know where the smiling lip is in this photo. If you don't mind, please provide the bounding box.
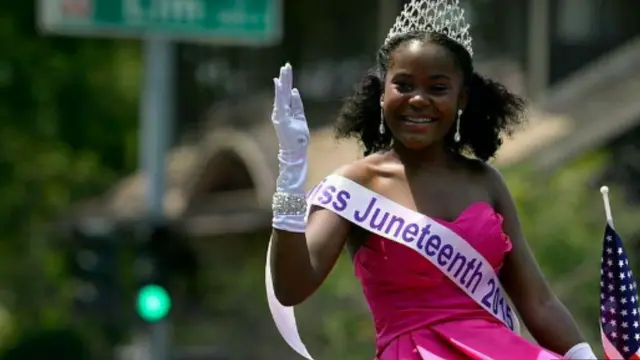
[402,114,436,121]
[399,116,437,132]
[401,116,437,124]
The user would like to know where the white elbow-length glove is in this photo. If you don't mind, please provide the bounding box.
[271,63,310,233]
[267,64,315,360]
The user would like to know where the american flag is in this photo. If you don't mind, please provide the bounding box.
[600,223,640,360]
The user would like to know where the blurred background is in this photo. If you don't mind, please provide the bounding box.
[1,0,640,359]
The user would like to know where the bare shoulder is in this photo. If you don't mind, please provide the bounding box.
[480,162,510,197]
[466,159,519,218]
[479,161,506,184]
[458,157,507,189]
[331,152,387,187]
[453,156,512,207]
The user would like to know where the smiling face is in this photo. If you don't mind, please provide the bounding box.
[381,39,467,150]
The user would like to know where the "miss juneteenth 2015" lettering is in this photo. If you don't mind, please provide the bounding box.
[309,183,483,295]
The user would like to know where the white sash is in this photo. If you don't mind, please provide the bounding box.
[265,175,521,359]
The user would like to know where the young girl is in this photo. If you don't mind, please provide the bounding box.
[266,1,598,358]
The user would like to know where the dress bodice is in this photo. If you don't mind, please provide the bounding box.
[353,202,513,350]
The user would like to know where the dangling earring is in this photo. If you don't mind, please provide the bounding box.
[379,108,385,134]
[454,109,463,143]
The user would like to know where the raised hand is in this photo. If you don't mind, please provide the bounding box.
[271,63,310,156]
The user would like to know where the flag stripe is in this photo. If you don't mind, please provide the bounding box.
[602,330,626,359]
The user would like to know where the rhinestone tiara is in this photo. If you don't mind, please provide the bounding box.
[384,0,473,57]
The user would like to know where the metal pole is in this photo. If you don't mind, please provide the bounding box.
[140,37,175,360]
[527,0,550,99]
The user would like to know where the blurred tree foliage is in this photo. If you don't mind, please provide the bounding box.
[0,0,140,352]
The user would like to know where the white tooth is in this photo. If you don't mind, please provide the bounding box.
[407,117,432,123]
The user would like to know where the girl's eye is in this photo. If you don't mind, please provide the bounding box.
[394,82,414,92]
[430,85,448,93]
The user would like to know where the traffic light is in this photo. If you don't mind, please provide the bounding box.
[66,220,121,315]
[64,219,132,345]
[136,284,171,322]
[133,223,198,323]
[66,220,198,323]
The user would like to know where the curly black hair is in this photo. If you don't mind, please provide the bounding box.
[335,31,526,161]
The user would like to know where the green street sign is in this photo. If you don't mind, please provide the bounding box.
[37,0,282,46]
[136,284,171,322]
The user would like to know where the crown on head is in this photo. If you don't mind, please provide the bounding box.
[385,0,473,57]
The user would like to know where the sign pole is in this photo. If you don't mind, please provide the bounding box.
[140,36,175,360]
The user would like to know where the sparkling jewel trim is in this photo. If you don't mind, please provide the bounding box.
[272,193,307,216]
[385,0,473,56]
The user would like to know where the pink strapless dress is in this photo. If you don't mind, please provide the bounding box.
[354,202,562,360]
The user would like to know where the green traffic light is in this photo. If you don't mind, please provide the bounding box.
[136,284,171,322]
